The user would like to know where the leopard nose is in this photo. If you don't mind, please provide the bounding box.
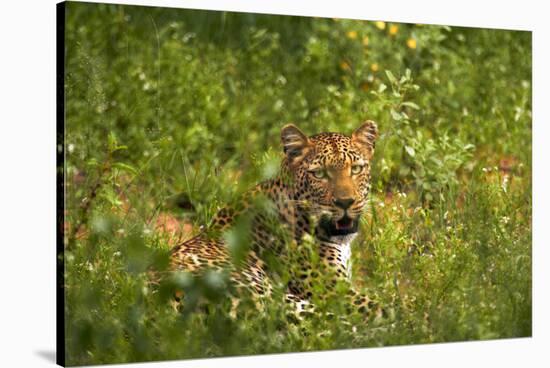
[333,197,355,209]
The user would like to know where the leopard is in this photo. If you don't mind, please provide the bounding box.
[166,121,384,324]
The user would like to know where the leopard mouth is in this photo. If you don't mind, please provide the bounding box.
[336,216,354,230]
[319,214,360,236]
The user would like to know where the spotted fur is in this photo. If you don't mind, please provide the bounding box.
[168,121,383,322]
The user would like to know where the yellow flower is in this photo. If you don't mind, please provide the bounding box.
[340,60,351,71]
[346,30,358,39]
[370,63,379,72]
[375,21,386,30]
[406,38,417,49]
[389,24,399,35]
[362,36,369,46]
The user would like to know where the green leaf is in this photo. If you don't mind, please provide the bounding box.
[107,131,118,151]
[429,156,443,166]
[399,166,411,176]
[405,145,416,157]
[390,109,402,121]
[385,70,397,84]
[113,162,138,175]
[112,145,129,152]
[402,101,420,110]
[252,28,268,39]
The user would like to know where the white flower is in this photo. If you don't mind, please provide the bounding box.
[501,175,509,193]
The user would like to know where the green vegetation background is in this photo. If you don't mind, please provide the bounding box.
[63,2,532,365]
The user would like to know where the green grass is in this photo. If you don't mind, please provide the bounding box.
[62,2,532,366]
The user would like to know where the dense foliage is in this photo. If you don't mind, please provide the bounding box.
[62,2,531,365]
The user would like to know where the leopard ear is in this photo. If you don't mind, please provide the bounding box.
[281,124,311,166]
[351,120,378,159]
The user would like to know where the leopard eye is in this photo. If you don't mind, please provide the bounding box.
[351,164,364,175]
[310,169,327,179]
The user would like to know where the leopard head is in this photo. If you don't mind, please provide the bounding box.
[281,121,378,239]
